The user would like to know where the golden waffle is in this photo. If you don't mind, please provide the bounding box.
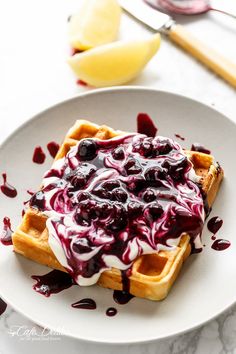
[12,120,223,301]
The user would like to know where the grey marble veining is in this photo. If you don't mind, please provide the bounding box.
[0,0,236,353]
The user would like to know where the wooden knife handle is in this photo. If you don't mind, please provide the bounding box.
[168,24,236,88]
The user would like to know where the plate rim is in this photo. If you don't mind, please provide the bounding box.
[0,86,235,344]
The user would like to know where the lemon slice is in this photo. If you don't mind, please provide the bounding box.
[68,34,161,87]
[68,0,121,51]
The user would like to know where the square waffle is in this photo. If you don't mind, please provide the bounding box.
[12,120,223,301]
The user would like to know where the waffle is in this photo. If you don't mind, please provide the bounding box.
[12,120,223,301]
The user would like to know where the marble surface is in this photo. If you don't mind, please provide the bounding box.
[0,0,236,353]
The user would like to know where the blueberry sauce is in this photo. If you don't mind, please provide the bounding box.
[113,290,134,305]
[207,216,223,235]
[0,217,13,246]
[211,239,231,251]
[29,130,204,286]
[32,270,74,297]
[0,298,7,316]
[207,216,230,251]
[76,79,88,86]
[33,146,46,164]
[175,134,185,141]
[106,307,117,317]
[191,143,211,155]
[72,298,96,310]
[137,113,158,137]
[27,189,35,196]
[0,173,17,198]
[47,141,60,158]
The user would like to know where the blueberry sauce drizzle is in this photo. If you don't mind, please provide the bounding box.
[191,143,211,155]
[71,298,96,310]
[175,134,185,141]
[211,239,231,251]
[0,298,7,316]
[207,216,223,234]
[27,189,35,196]
[33,146,46,164]
[137,113,158,137]
[47,142,60,158]
[106,307,117,317]
[113,290,134,305]
[0,217,13,246]
[31,270,74,297]
[0,173,17,198]
[207,216,230,251]
[29,119,204,286]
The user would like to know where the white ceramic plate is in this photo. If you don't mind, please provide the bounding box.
[0,87,235,344]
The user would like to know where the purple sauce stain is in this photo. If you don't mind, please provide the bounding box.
[22,209,25,217]
[113,290,134,305]
[121,269,132,293]
[0,217,13,246]
[27,189,35,196]
[47,142,60,159]
[32,270,74,297]
[211,235,216,241]
[33,146,46,164]
[211,239,231,251]
[191,143,211,155]
[0,298,7,316]
[0,173,17,198]
[207,216,223,234]
[106,307,117,317]
[137,113,158,137]
[72,298,96,310]
[175,134,185,141]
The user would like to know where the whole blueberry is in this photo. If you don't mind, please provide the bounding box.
[107,204,127,232]
[112,147,125,160]
[127,202,143,218]
[92,188,112,200]
[70,173,86,189]
[77,192,90,202]
[102,180,120,191]
[124,158,142,175]
[112,188,128,203]
[143,188,156,203]
[157,142,172,155]
[95,202,113,218]
[77,139,97,161]
[127,176,146,193]
[148,203,164,220]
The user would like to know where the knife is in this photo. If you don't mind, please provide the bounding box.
[119,0,236,88]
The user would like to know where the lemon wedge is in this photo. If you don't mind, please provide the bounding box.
[68,0,121,50]
[68,34,161,87]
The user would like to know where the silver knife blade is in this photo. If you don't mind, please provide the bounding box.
[119,0,173,31]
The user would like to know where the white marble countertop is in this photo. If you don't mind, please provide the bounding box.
[0,0,236,353]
